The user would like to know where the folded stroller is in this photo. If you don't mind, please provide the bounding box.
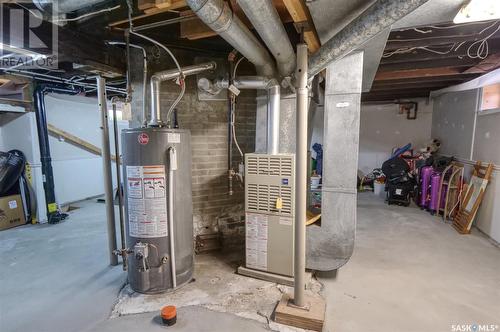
[381,157,416,206]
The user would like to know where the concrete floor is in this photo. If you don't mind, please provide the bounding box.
[1,194,499,332]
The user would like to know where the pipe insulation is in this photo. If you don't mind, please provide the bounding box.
[308,0,430,77]
[198,76,280,154]
[150,61,216,127]
[236,0,296,77]
[186,0,276,77]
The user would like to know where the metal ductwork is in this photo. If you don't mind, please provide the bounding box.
[33,0,108,14]
[236,0,296,77]
[199,76,280,155]
[308,0,430,77]
[150,62,216,127]
[186,0,276,77]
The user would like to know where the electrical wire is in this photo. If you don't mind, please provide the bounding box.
[126,0,184,127]
[51,5,121,22]
[230,55,246,159]
[466,22,500,59]
[230,94,244,158]
[233,56,246,78]
[382,43,458,58]
[385,20,500,59]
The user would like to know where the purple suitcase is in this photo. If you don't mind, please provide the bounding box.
[429,171,442,214]
[419,166,433,208]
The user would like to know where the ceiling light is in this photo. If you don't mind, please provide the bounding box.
[454,0,500,23]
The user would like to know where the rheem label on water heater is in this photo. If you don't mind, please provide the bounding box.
[126,165,168,238]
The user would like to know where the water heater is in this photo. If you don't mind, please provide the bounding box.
[121,128,193,294]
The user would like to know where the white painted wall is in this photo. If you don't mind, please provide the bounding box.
[432,89,500,242]
[309,99,433,174]
[44,94,128,205]
[1,94,129,222]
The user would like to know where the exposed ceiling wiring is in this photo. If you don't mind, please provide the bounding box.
[384,20,500,60]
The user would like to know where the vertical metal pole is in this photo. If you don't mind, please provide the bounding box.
[294,43,308,307]
[112,99,127,270]
[97,77,118,266]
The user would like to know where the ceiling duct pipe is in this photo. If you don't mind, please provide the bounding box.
[308,0,430,77]
[236,0,296,77]
[186,0,276,77]
[150,61,216,127]
[33,0,108,14]
[198,76,280,154]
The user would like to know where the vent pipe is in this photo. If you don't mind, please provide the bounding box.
[199,76,280,154]
[236,0,296,77]
[149,61,216,127]
[186,0,276,77]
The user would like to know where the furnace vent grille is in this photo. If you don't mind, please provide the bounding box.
[246,155,293,177]
[245,154,294,216]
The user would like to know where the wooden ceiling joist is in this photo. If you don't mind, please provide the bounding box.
[374,67,464,81]
[281,0,320,53]
[109,0,187,27]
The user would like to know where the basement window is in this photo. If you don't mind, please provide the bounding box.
[479,83,500,115]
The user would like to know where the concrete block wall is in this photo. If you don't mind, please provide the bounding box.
[129,51,255,248]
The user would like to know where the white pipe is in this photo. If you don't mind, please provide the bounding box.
[97,76,118,267]
[168,147,178,288]
[294,43,308,307]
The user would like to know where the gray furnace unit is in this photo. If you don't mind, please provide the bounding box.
[243,153,295,278]
[122,128,193,294]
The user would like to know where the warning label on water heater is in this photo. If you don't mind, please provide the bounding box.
[245,213,268,271]
[126,165,168,238]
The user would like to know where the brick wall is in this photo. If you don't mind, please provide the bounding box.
[129,51,255,248]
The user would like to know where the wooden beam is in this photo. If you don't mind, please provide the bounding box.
[370,81,453,92]
[463,53,500,74]
[47,124,117,162]
[378,57,479,72]
[369,74,480,86]
[374,67,464,81]
[281,0,320,52]
[109,0,187,27]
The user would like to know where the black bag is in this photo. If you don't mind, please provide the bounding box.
[0,150,26,196]
[433,156,453,173]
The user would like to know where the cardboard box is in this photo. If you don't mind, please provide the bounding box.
[0,194,26,231]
